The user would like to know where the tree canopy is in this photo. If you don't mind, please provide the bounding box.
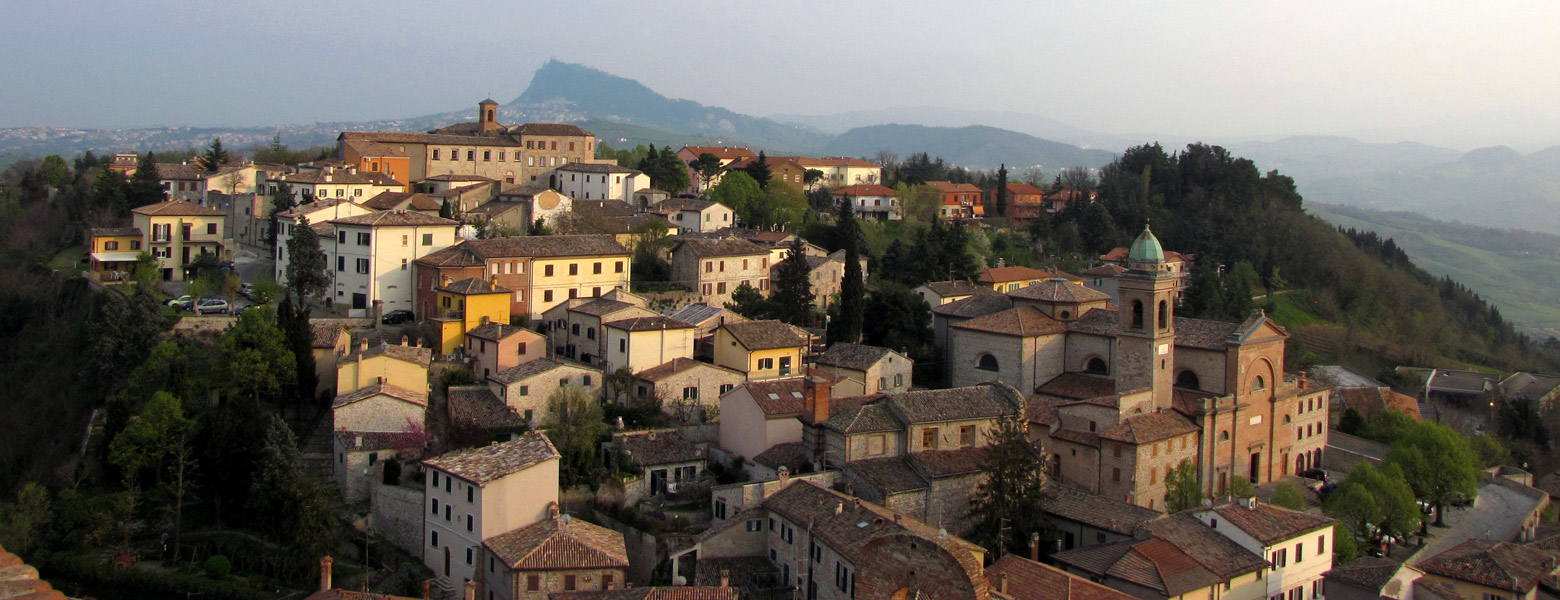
[967,415,1048,557]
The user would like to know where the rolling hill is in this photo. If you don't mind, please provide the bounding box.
[822,123,1118,170]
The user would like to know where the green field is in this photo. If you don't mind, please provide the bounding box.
[1309,204,1560,339]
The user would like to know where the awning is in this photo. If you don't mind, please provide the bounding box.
[90,251,142,263]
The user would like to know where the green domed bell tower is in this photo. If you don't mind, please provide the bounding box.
[1114,225,1178,408]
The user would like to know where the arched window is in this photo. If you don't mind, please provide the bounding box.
[1085,357,1108,375]
[1175,370,1201,390]
[1219,430,1230,442]
[1158,299,1168,329]
[976,353,999,371]
[1131,300,1144,330]
[1297,454,1307,473]
[1251,375,1266,392]
[1283,414,1293,425]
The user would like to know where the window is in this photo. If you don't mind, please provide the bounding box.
[467,487,474,503]
[483,150,491,161]
[683,387,698,400]
[444,505,450,521]
[569,264,578,276]
[545,264,555,277]
[338,231,347,244]
[465,547,473,565]
[1112,467,1121,482]
[401,258,407,270]
[895,373,904,387]
[757,357,774,370]
[467,150,475,161]
[602,574,613,591]
[747,519,762,532]
[430,531,438,547]
[105,241,118,251]
[564,574,576,591]
[583,375,592,386]
[544,290,553,302]
[836,563,852,592]
[715,498,727,519]
[922,428,938,449]
[587,327,595,340]
[976,353,999,371]
[720,383,734,395]
[1296,543,1304,563]
[717,282,726,294]
[527,574,540,591]
[206,223,217,235]
[1253,375,1266,392]
[422,233,433,246]
[619,339,626,352]
[592,262,602,274]
[357,232,371,246]
[615,261,624,273]
[572,323,580,335]
[878,377,886,391]
[1318,534,1326,554]
[1312,581,1323,599]
[519,386,529,396]
[779,356,791,376]
[356,258,369,274]
[960,425,976,447]
[432,149,440,160]
[431,498,440,515]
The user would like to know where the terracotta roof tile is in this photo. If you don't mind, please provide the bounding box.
[616,430,703,466]
[551,588,738,600]
[1323,556,1409,592]
[516,123,594,137]
[447,385,527,429]
[846,456,928,494]
[464,235,629,259]
[330,211,458,228]
[467,322,537,342]
[764,480,984,562]
[931,293,1014,319]
[675,237,769,259]
[1417,540,1560,593]
[490,358,581,384]
[438,277,510,295]
[310,321,348,349]
[1066,308,1119,336]
[635,358,740,382]
[1043,481,1161,535]
[1098,410,1199,444]
[484,515,629,571]
[814,343,894,372]
[423,432,559,486]
[332,383,428,409]
[132,200,226,217]
[912,447,987,477]
[1037,373,1118,401]
[927,181,982,194]
[721,320,807,351]
[978,266,1055,284]
[751,441,811,472]
[1337,387,1422,421]
[890,383,1023,424]
[1173,317,1242,350]
[1007,279,1110,303]
[921,280,997,299]
[606,316,694,332]
[987,555,1138,600]
[361,191,443,211]
[950,306,1067,337]
[344,342,433,367]
[831,184,896,197]
[679,146,755,160]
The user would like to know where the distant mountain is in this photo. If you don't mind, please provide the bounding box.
[1298,145,1560,236]
[823,124,1117,170]
[773,106,1100,141]
[1225,135,1462,183]
[511,60,830,153]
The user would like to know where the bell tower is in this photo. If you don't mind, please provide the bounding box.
[1114,225,1178,408]
[478,98,500,132]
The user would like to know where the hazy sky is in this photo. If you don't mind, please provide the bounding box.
[5,1,1558,148]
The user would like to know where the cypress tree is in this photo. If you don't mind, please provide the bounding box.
[770,237,815,326]
[285,215,330,306]
[829,198,865,344]
[127,152,165,210]
[745,151,772,190]
[995,163,1009,219]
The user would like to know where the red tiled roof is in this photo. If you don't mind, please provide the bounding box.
[1417,539,1560,593]
[331,383,428,409]
[485,515,629,571]
[679,146,755,161]
[132,200,226,217]
[988,555,1138,600]
[551,588,739,600]
[950,306,1067,337]
[1098,410,1199,444]
[926,181,982,194]
[979,265,1056,284]
[831,184,897,197]
[1336,387,1422,421]
[792,156,881,168]
[1204,501,1335,545]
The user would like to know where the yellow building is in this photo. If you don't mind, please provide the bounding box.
[131,200,230,281]
[713,320,809,380]
[977,265,1082,292]
[86,226,145,282]
[432,277,514,356]
[1416,540,1559,600]
[336,339,433,398]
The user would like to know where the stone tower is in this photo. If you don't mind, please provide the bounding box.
[1114,225,1179,408]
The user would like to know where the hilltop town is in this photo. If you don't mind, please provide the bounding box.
[4,99,1560,600]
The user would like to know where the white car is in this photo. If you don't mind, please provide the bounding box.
[194,298,230,315]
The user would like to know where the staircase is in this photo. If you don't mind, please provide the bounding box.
[297,409,337,483]
[428,576,458,600]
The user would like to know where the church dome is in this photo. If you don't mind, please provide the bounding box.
[1128,225,1165,264]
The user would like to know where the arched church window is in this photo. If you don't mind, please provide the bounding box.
[1176,370,1200,390]
[1158,300,1169,330]
[1131,300,1144,330]
[976,354,999,371]
[1252,375,1266,392]
[1085,357,1108,375]
[1219,430,1230,442]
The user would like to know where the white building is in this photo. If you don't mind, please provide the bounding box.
[651,198,734,233]
[550,163,647,202]
[270,166,404,202]
[421,432,561,594]
[327,211,458,316]
[274,198,376,284]
[1192,499,1336,600]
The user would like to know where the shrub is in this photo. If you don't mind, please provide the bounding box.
[204,554,232,578]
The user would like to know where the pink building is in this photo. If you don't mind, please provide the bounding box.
[464,322,546,381]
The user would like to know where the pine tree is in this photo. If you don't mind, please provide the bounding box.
[967,415,1048,557]
[995,163,1009,219]
[653,147,690,193]
[745,151,772,190]
[829,198,865,344]
[126,152,164,210]
[769,237,815,326]
[198,138,230,171]
[285,215,330,306]
[91,168,129,218]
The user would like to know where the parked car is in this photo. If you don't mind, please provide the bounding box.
[195,299,230,315]
[1299,468,1328,482]
[382,309,416,324]
[165,295,194,310]
[219,261,236,272]
[239,282,255,299]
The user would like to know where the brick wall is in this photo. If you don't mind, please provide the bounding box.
[853,533,986,600]
[372,481,426,556]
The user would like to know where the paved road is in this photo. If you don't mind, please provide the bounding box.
[1413,481,1540,563]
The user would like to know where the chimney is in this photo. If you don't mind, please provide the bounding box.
[1030,532,1041,562]
[999,573,1008,594]
[463,580,476,600]
[1298,371,1309,391]
[778,466,791,485]
[720,570,731,588]
[401,335,410,346]
[835,502,844,515]
[996,257,1005,268]
[548,502,561,519]
[893,513,902,525]
[422,581,431,599]
[481,315,490,325]
[319,556,333,591]
[802,375,832,425]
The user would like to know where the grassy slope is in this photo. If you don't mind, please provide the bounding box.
[1309,205,1560,339]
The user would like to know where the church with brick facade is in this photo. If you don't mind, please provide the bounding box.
[940,226,1330,510]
